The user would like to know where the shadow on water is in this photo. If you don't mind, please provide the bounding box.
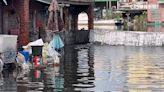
[63,44,95,92]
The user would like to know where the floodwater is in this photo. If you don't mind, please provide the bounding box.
[0,44,164,92]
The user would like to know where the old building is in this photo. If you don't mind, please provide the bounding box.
[0,0,30,47]
[0,0,94,47]
[144,0,164,24]
[94,0,119,19]
[58,0,94,30]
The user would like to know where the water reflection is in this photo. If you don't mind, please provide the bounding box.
[0,68,17,92]
[64,45,164,91]
[73,45,95,91]
[0,64,64,92]
[0,45,164,91]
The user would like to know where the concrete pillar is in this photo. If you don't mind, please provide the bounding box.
[64,7,69,31]
[126,13,130,31]
[106,1,109,10]
[0,2,2,34]
[109,1,111,10]
[117,1,119,10]
[109,1,112,15]
[86,4,94,30]
[73,13,78,31]
[16,0,29,46]
[69,6,79,31]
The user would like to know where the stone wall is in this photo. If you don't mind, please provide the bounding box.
[90,30,164,46]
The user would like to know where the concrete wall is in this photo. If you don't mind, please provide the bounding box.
[75,30,89,44]
[90,30,164,46]
[57,30,89,45]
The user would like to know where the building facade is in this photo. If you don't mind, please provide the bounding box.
[147,0,164,23]
[0,0,94,47]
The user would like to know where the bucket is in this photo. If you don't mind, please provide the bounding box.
[31,46,43,56]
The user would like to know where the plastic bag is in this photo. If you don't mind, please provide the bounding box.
[48,41,60,57]
[42,42,60,65]
[52,34,64,50]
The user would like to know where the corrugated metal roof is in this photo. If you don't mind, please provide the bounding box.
[36,0,52,4]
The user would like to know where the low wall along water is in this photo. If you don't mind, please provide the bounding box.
[90,30,164,46]
[57,30,89,45]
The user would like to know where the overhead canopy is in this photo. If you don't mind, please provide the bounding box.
[95,0,119,2]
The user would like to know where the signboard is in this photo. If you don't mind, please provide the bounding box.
[130,4,159,10]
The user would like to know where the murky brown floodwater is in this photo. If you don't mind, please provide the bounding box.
[0,44,164,92]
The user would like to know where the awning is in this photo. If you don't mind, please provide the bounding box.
[95,0,119,2]
[3,0,7,5]
[36,0,52,4]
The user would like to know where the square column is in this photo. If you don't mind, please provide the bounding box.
[16,0,29,46]
[86,4,94,30]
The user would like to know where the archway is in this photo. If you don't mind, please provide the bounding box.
[78,12,88,30]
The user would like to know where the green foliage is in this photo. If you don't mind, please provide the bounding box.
[133,11,147,31]
[105,10,122,20]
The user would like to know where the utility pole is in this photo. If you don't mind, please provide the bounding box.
[109,0,111,10]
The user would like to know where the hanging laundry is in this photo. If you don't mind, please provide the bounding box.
[47,0,59,31]
[51,34,64,50]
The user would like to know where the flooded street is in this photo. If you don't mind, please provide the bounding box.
[1,44,164,92]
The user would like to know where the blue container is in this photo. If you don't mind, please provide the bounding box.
[20,51,30,62]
